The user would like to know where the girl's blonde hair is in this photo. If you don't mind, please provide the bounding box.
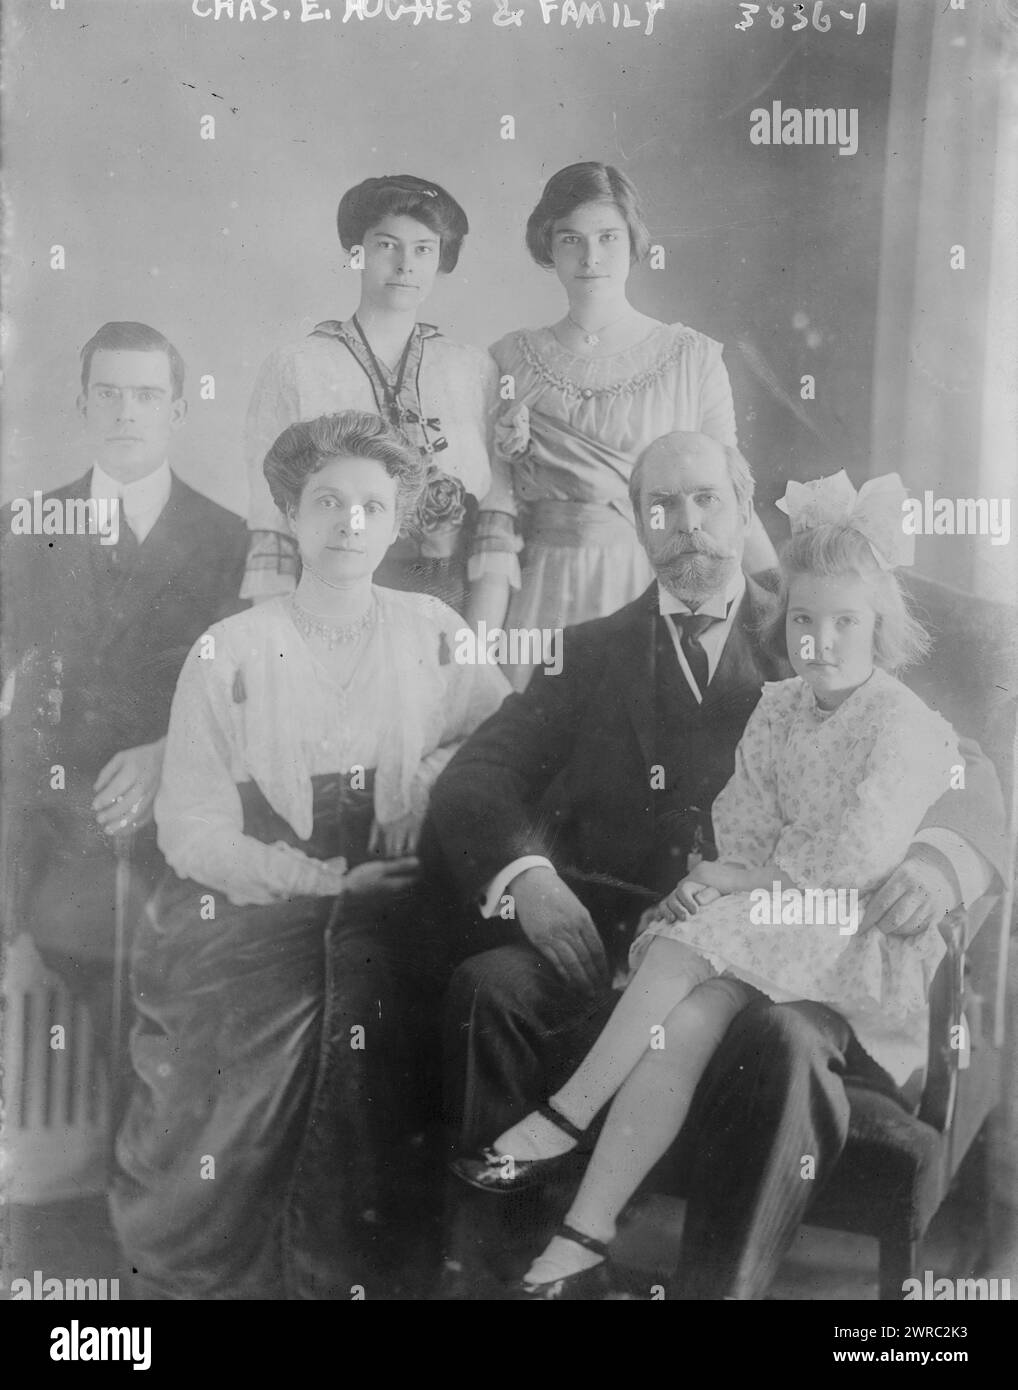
[765,523,931,672]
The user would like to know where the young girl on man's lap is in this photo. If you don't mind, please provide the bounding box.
[456,471,959,1297]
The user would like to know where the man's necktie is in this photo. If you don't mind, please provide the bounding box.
[109,511,139,571]
[672,612,720,697]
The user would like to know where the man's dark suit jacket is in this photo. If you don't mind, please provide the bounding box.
[430,578,1007,942]
[1,470,248,968]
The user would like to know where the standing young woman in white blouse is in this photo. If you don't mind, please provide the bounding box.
[476,162,777,688]
[111,411,509,1299]
[243,174,519,618]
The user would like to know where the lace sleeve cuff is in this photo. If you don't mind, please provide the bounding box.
[471,510,521,550]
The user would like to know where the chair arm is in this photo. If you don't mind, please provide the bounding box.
[947,891,997,953]
[917,909,967,1132]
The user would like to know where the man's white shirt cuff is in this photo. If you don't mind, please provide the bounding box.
[912,829,993,908]
[480,855,554,918]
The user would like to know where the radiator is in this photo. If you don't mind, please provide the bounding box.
[1,934,110,1203]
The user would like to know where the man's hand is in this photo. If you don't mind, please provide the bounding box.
[93,738,166,836]
[510,865,609,995]
[861,853,959,937]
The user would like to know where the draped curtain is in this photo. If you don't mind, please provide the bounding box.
[871,0,1017,607]
[872,0,1018,1237]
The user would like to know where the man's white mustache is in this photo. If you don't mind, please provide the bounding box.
[660,540,734,561]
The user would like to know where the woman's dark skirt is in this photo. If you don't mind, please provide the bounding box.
[111,774,451,1299]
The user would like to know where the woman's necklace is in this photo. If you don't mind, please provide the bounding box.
[351,314,414,428]
[290,596,375,651]
[565,308,634,349]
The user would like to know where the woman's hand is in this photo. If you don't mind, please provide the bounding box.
[340,856,420,913]
[93,738,166,836]
[369,812,424,858]
[493,403,531,460]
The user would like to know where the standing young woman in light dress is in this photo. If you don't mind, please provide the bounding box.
[475,162,776,687]
[243,174,518,618]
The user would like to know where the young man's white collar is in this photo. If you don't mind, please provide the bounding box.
[90,460,172,543]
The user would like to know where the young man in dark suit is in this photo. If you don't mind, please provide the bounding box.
[1,320,248,1097]
[429,431,1006,1298]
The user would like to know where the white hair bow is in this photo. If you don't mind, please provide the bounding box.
[775,470,914,570]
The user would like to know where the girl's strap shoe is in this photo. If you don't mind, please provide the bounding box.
[449,1102,585,1194]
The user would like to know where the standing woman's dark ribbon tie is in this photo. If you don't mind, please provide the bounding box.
[351,313,415,430]
[349,317,447,454]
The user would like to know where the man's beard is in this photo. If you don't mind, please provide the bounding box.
[655,538,739,603]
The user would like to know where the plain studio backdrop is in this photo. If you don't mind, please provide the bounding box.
[2,0,905,528]
[5,0,1014,608]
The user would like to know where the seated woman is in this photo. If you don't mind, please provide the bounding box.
[243,174,518,618]
[111,410,509,1300]
[479,161,777,687]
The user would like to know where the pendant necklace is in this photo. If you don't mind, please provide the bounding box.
[566,308,633,349]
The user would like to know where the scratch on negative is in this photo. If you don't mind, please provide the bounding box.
[716,40,806,122]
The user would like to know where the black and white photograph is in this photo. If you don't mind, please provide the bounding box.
[1,0,1016,1343]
